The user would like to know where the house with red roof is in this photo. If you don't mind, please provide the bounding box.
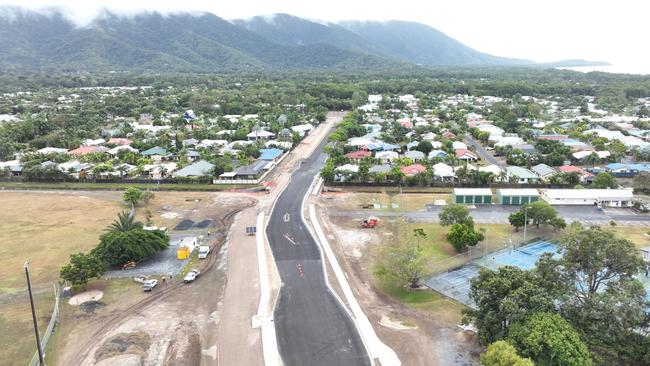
[400,164,427,176]
[558,165,594,183]
[67,146,108,156]
[443,131,456,139]
[107,137,133,146]
[345,150,371,160]
[455,149,478,161]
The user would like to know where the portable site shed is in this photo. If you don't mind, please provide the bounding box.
[452,188,493,204]
[496,188,540,205]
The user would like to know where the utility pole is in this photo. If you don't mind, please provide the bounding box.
[25,261,45,366]
[523,205,529,243]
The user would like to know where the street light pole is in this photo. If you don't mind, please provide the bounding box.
[25,261,45,366]
[523,206,529,243]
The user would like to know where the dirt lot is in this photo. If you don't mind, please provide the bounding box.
[315,202,483,366]
[47,192,254,366]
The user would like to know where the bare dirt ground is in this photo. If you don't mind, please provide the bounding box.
[51,193,255,366]
[314,202,482,366]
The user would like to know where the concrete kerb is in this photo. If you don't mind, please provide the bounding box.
[307,200,401,366]
[253,211,282,366]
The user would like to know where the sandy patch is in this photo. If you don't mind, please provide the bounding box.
[95,354,141,366]
[337,227,376,258]
[160,212,180,219]
[379,315,418,330]
[69,290,104,305]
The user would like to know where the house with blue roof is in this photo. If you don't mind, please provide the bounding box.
[259,148,283,161]
[428,150,447,159]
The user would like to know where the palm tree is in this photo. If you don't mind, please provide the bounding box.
[107,211,143,232]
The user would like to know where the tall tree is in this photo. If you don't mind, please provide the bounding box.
[60,252,106,288]
[108,211,143,233]
[480,341,535,366]
[439,203,474,227]
[123,186,143,206]
[508,312,593,366]
[535,224,648,364]
[446,223,484,252]
[464,267,554,344]
[590,172,617,189]
[374,243,430,289]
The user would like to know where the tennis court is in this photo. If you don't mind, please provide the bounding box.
[424,239,558,308]
[475,240,558,271]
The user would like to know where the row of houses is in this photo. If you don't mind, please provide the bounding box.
[452,187,634,207]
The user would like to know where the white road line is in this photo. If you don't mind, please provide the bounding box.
[284,233,297,245]
[309,204,401,366]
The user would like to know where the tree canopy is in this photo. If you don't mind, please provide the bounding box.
[59,252,106,288]
[439,204,474,227]
[480,341,535,366]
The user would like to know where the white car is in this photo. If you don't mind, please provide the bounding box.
[184,269,200,283]
[198,246,210,259]
[143,279,158,291]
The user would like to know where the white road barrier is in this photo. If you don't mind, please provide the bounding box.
[309,204,401,366]
[253,211,282,366]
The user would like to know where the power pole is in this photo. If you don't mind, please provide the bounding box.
[25,261,45,366]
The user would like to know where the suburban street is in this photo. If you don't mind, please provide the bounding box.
[266,114,371,366]
[464,133,502,167]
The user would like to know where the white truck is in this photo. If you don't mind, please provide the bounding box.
[198,245,210,259]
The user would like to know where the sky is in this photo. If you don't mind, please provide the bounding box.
[2,0,649,72]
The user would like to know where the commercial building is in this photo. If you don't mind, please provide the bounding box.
[452,188,493,204]
[540,188,634,207]
[496,189,540,205]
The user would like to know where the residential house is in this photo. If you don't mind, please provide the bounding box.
[506,166,539,184]
[452,141,468,150]
[428,150,448,159]
[558,165,593,183]
[572,150,610,162]
[433,162,455,181]
[107,138,132,146]
[369,164,391,174]
[455,149,478,161]
[82,138,106,147]
[345,150,372,161]
[186,150,201,162]
[0,160,22,176]
[68,146,108,156]
[57,161,93,179]
[247,130,276,140]
[376,151,399,164]
[401,164,427,176]
[259,148,284,161]
[142,146,171,162]
[173,160,215,178]
[108,145,139,157]
[37,147,68,155]
[182,138,199,147]
[531,164,557,181]
[405,150,425,161]
[290,123,314,136]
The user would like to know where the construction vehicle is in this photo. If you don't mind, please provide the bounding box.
[361,216,379,228]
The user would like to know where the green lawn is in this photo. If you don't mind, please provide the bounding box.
[378,281,465,324]
[0,181,254,192]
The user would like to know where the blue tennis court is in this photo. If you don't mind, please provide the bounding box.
[425,239,559,308]
[475,240,558,271]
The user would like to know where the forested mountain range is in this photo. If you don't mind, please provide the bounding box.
[0,7,605,73]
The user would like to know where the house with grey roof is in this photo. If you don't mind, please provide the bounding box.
[531,164,557,181]
[506,166,539,184]
[405,150,425,161]
[173,160,215,178]
[369,164,391,174]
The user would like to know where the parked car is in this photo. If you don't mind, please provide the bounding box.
[183,269,200,283]
[143,279,158,291]
[133,275,149,284]
[198,245,210,259]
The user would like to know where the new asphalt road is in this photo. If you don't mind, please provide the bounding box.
[266,127,370,365]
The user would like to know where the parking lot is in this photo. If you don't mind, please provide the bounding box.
[331,204,650,226]
[106,233,206,278]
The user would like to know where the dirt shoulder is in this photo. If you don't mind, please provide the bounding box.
[313,200,482,366]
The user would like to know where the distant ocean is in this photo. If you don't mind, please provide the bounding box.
[557,65,650,75]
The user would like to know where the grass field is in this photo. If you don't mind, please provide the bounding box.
[378,281,465,324]
[323,192,452,212]
[0,191,122,365]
